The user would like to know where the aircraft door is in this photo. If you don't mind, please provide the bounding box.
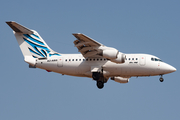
[139,56,146,66]
[57,57,63,67]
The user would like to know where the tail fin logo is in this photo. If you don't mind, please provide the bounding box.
[23,33,60,58]
[6,21,61,58]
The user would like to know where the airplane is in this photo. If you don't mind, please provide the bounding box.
[6,21,176,89]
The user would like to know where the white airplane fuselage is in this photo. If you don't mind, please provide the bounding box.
[6,21,176,89]
[36,53,175,78]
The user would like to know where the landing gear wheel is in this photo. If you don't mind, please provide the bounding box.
[92,72,100,80]
[159,77,164,82]
[97,81,104,89]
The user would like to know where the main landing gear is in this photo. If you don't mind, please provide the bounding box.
[96,81,104,89]
[92,72,107,89]
[159,75,164,82]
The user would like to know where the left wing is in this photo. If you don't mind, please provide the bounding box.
[73,33,126,64]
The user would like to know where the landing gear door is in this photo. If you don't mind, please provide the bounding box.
[91,66,101,72]
[57,57,63,67]
[140,56,146,66]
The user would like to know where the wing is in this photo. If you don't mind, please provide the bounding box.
[73,33,126,64]
[73,33,105,58]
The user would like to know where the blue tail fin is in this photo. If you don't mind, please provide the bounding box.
[6,21,61,59]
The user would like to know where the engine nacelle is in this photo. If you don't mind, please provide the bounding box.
[111,77,129,83]
[102,48,126,64]
[111,52,126,64]
[102,48,118,59]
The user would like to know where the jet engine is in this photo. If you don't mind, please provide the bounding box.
[103,48,118,59]
[102,48,126,64]
[111,77,129,83]
[110,52,126,63]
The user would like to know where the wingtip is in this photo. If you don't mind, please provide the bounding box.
[72,33,82,35]
[6,21,15,24]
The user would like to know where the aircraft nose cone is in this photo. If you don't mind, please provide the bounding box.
[169,66,176,73]
[161,63,176,74]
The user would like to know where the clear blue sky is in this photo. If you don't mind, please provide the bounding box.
[0,0,179,120]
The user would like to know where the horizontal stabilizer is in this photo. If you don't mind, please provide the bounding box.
[6,21,33,34]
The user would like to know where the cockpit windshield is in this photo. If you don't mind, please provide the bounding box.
[151,57,162,62]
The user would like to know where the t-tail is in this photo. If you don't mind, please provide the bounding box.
[6,21,61,67]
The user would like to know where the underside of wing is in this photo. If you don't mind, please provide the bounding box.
[73,33,126,64]
[73,33,104,58]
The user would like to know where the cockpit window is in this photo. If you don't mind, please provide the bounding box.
[151,57,162,62]
[155,58,158,61]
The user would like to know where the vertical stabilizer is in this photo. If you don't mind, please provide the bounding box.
[6,21,61,60]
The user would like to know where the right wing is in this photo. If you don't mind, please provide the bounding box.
[73,33,126,64]
[73,33,105,58]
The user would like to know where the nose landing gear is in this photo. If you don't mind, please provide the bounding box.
[159,75,164,82]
